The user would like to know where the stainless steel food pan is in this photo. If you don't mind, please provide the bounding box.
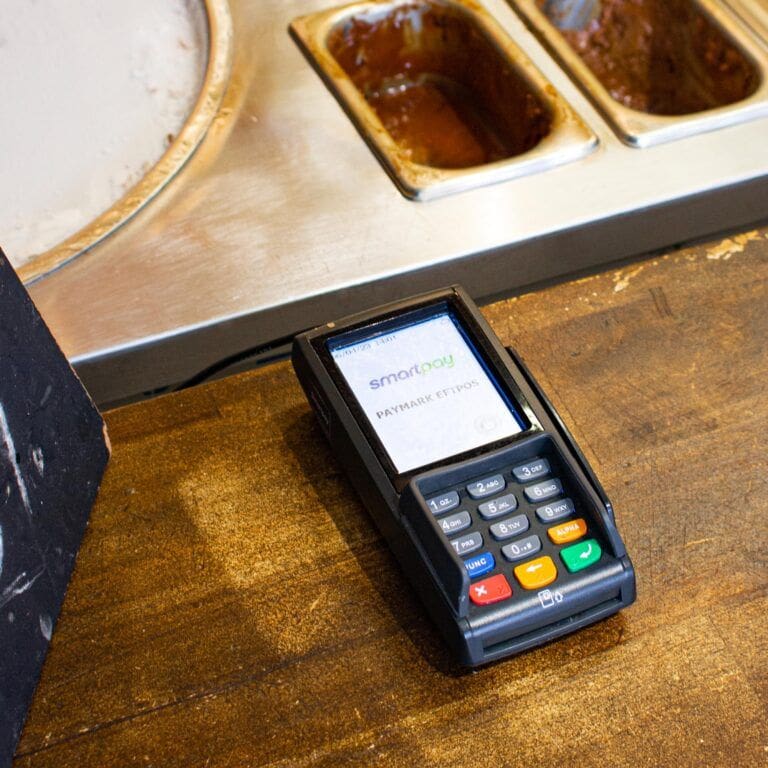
[290,0,597,200]
[510,0,768,147]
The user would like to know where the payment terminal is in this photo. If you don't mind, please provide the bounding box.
[292,286,635,666]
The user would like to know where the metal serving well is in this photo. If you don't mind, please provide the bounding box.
[290,0,597,200]
[509,0,768,147]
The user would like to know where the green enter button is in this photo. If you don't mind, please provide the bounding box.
[560,539,602,573]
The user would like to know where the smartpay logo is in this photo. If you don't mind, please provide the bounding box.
[369,354,454,389]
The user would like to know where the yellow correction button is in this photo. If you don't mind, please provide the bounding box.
[514,556,557,590]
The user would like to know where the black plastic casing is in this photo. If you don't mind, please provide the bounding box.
[292,286,635,666]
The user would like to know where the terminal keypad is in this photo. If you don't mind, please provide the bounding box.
[423,456,603,610]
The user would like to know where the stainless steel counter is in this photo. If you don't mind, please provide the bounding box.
[26,0,768,405]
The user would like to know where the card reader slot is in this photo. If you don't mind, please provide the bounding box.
[533,439,622,562]
[505,347,627,559]
[401,485,471,617]
[479,596,624,663]
[506,347,612,510]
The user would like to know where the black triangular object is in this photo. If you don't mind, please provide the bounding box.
[0,250,110,766]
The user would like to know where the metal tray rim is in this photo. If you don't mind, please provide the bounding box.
[18,0,234,285]
[724,0,768,48]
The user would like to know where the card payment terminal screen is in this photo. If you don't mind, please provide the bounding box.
[329,311,524,473]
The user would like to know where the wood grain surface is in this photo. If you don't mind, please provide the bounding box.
[13,229,768,767]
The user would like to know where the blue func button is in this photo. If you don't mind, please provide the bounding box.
[464,551,496,579]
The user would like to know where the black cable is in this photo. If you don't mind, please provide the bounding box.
[173,330,305,391]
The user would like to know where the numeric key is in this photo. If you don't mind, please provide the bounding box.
[478,492,517,520]
[439,511,471,536]
[489,514,529,541]
[512,458,550,482]
[502,535,542,562]
[466,475,505,499]
[425,491,460,516]
[451,532,483,557]
[536,498,575,523]
[524,478,562,503]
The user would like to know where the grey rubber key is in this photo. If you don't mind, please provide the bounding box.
[439,510,471,536]
[502,535,542,562]
[536,498,575,523]
[451,532,483,557]
[478,492,517,520]
[426,491,460,516]
[466,474,505,499]
[490,514,529,541]
[524,478,563,503]
[512,458,551,483]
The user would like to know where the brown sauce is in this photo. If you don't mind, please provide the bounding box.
[541,0,760,115]
[327,2,551,169]
[367,74,516,167]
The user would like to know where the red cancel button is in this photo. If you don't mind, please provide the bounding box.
[469,574,512,606]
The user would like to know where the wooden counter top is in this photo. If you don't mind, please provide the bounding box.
[14,229,768,767]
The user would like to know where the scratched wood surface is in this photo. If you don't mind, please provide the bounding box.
[13,229,768,767]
